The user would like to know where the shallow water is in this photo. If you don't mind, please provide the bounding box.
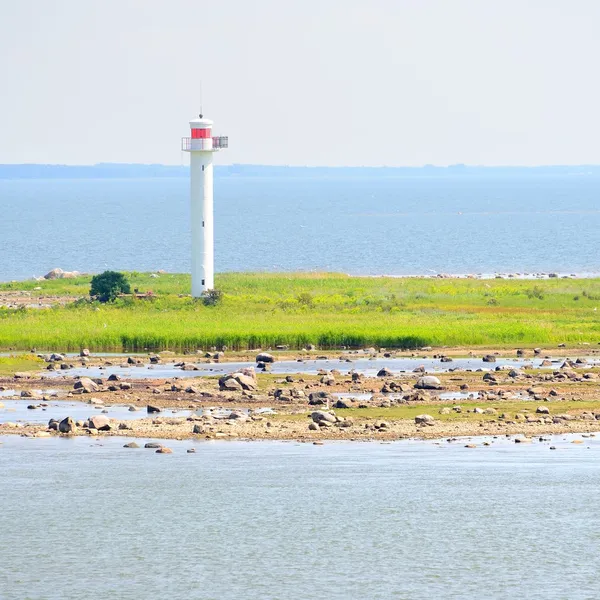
[44,355,594,380]
[0,400,275,424]
[0,399,189,424]
[1,434,600,599]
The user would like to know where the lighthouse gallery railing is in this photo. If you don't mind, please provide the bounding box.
[181,137,229,151]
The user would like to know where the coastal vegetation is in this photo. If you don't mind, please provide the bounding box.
[89,271,131,303]
[0,355,43,375]
[0,273,599,351]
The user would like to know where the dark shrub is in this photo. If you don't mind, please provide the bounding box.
[201,289,223,306]
[90,271,131,303]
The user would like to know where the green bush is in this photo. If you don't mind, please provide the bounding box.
[201,289,223,306]
[90,271,131,303]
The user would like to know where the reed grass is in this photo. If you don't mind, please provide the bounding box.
[0,273,599,351]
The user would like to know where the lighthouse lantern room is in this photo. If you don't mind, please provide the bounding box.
[181,115,228,297]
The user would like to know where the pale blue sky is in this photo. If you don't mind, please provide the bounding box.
[1,0,599,166]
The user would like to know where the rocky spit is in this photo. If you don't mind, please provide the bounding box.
[1,346,599,445]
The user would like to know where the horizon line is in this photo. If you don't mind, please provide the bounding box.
[4,162,600,169]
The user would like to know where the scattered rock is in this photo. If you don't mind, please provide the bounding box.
[73,377,99,393]
[415,414,435,426]
[255,352,275,363]
[308,391,331,406]
[320,374,335,385]
[414,376,442,390]
[377,367,393,377]
[311,411,337,424]
[58,417,76,434]
[88,415,111,431]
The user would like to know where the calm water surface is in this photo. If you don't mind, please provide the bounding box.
[44,355,595,380]
[1,174,599,280]
[1,435,600,599]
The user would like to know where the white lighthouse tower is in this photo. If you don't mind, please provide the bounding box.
[182,114,228,297]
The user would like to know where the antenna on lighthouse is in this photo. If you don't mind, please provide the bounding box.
[199,80,203,119]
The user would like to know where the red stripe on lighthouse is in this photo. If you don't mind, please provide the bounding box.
[191,128,211,139]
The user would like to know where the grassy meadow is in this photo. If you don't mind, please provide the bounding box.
[0,272,599,351]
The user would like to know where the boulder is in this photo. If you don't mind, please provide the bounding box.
[334,398,353,409]
[482,355,496,363]
[414,376,442,390]
[228,411,247,420]
[320,374,335,386]
[44,268,64,280]
[123,442,140,448]
[536,406,550,414]
[73,377,98,393]
[255,352,275,363]
[58,417,76,434]
[415,414,435,426]
[147,405,161,414]
[88,415,111,431]
[234,373,258,391]
[156,447,173,454]
[311,411,337,424]
[377,367,393,377]
[308,391,331,406]
[218,376,243,391]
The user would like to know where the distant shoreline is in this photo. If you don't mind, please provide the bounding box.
[3,271,600,284]
[3,163,600,179]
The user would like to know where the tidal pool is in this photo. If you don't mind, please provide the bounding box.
[43,355,599,380]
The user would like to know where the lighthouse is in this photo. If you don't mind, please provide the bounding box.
[181,115,228,297]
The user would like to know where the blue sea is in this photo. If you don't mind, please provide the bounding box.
[1,173,599,280]
[2,434,600,600]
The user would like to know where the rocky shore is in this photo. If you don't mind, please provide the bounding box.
[1,346,599,445]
